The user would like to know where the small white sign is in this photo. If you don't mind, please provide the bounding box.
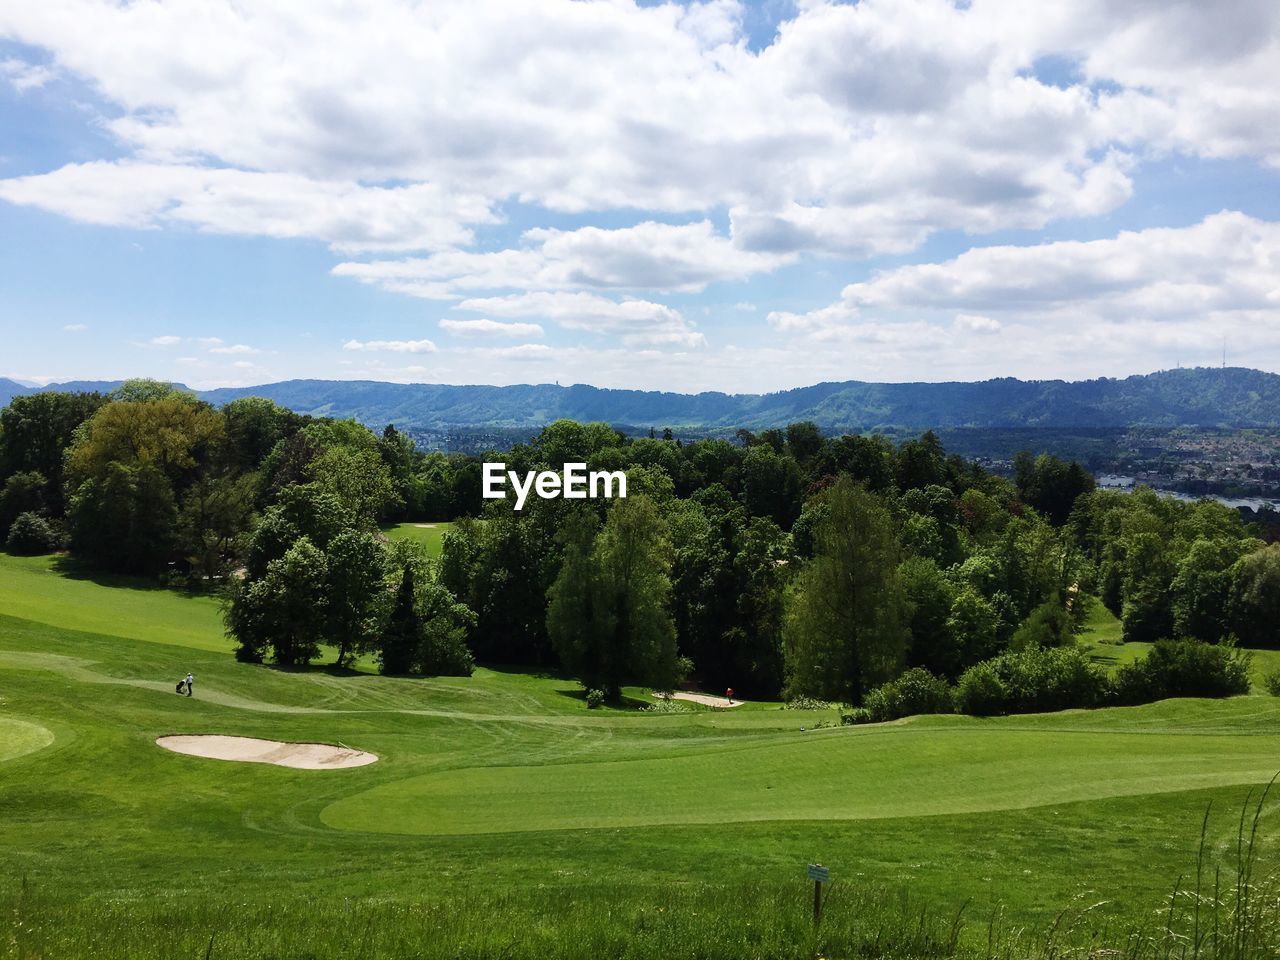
[807,863,829,883]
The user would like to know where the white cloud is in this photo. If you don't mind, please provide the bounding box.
[196,337,224,347]
[333,220,791,299]
[342,338,438,354]
[469,343,554,361]
[0,162,489,253]
[63,323,87,332]
[438,318,544,338]
[954,314,1002,334]
[149,335,180,346]
[208,343,259,355]
[454,291,706,347]
[7,0,1273,265]
[2,0,1279,379]
[0,57,55,92]
[767,212,1280,378]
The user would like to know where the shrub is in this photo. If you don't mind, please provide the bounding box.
[1265,668,1280,698]
[1009,598,1074,650]
[863,667,954,723]
[956,645,1109,716]
[5,512,60,555]
[585,688,606,709]
[1113,639,1251,704]
[954,661,1007,716]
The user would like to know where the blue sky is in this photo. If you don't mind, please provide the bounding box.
[1,1,1278,393]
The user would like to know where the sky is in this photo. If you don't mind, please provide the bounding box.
[1,0,1278,394]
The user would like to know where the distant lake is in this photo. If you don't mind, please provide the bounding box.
[1096,475,1280,512]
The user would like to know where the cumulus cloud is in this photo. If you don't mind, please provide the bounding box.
[3,0,1279,377]
[767,212,1280,377]
[342,338,438,354]
[437,318,544,338]
[0,162,489,253]
[454,291,706,347]
[4,0,1274,262]
[148,335,180,346]
[208,343,259,355]
[332,220,791,298]
[0,57,55,92]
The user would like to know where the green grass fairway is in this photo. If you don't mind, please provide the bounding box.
[3,553,1280,957]
[0,553,229,652]
[381,520,452,557]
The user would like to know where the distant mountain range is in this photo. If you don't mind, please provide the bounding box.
[3,367,1279,433]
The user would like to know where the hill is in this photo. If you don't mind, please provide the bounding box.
[4,548,1280,959]
[4,367,1280,432]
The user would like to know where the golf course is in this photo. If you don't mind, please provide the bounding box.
[3,549,1279,959]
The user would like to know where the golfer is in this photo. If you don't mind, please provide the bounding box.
[184,672,194,698]
[726,686,734,705]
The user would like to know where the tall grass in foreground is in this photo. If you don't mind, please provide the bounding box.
[4,786,1278,960]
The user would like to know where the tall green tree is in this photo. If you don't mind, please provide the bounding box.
[1229,544,1280,648]
[783,477,909,704]
[226,537,329,665]
[548,498,682,699]
[0,391,105,516]
[324,530,390,666]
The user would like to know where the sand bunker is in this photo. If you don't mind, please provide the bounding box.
[652,691,743,708]
[157,735,377,770]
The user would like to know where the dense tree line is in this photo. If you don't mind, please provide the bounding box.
[2,382,1274,704]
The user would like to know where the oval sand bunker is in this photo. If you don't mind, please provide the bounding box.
[157,735,377,770]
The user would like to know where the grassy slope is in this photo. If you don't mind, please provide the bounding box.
[1079,596,1280,690]
[381,520,452,558]
[3,552,1280,952]
[0,553,229,652]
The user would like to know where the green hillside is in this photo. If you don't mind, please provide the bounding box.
[3,553,1280,958]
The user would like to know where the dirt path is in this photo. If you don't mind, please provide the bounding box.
[652,691,743,708]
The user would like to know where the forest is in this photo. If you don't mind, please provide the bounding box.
[1,379,1276,711]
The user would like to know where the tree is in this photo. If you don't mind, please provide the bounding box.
[1121,531,1176,643]
[307,445,400,526]
[226,537,329,665]
[414,579,476,676]
[1014,452,1095,526]
[547,498,682,699]
[783,477,909,704]
[243,484,353,580]
[221,396,302,471]
[546,508,604,686]
[381,564,422,675]
[1229,544,1280,648]
[0,471,47,536]
[67,461,178,573]
[1172,537,1250,642]
[0,391,105,516]
[741,444,801,528]
[177,472,256,581]
[6,512,59,555]
[324,530,390,666]
[1009,597,1074,650]
[900,556,959,677]
[946,586,1001,665]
